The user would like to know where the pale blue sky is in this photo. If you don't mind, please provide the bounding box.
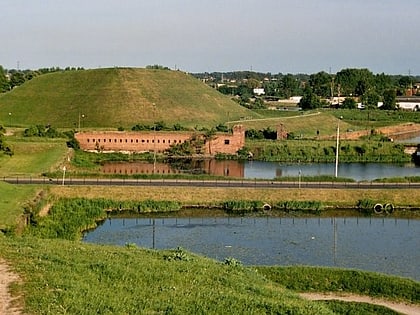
[1,0,419,74]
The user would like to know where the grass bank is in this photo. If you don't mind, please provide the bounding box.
[0,182,39,231]
[0,236,334,314]
[256,266,419,302]
[1,235,418,314]
[49,185,420,215]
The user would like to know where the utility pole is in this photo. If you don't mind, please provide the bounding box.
[335,122,340,178]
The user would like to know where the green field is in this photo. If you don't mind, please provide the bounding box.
[0,182,38,230]
[0,138,69,177]
[0,68,259,129]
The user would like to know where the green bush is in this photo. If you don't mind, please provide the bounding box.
[25,198,181,240]
[275,200,323,211]
[222,200,264,212]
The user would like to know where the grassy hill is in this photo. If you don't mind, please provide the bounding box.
[0,68,259,129]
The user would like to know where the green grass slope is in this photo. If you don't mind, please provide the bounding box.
[0,237,333,314]
[0,68,258,129]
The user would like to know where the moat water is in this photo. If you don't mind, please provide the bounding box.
[84,216,420,281]
[103,160,420,181]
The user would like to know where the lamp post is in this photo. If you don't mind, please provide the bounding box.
[335,122,340,178]
[78,113,85,131]
[298,169,302,189]
[62,166,66,186]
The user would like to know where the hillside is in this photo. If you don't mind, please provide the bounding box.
[0,68,258,129]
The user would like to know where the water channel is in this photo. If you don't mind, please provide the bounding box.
[83,216,420,281]
[103,160,420,181]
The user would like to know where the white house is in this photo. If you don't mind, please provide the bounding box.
[397,97,420,111]
[253,88,265,96]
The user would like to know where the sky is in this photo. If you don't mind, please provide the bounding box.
[1,0,419,75]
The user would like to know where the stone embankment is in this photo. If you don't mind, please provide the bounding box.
[323,123,420,141]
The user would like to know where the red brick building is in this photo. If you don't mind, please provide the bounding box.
[75,125,245,156]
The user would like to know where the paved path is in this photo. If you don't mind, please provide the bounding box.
[3,177,420,190]
[300,292,420,315]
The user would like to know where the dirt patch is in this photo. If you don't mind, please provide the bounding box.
[0,259,22,315]
[300,292,420,315]
[38,203,51,217]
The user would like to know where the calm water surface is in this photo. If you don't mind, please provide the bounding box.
[84,216,420,281]
[103,160,420,181]
[245,161,420,181]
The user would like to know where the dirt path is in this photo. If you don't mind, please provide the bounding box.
[300,292,420,315]
[226,111,322,124]
[0,259,22,315]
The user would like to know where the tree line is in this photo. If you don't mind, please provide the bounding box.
[194,69,420,110]
[0,65,84,92]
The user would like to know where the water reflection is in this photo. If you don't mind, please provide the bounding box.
[84,216,420,281]
[102,159,244,177]
[102,160,420,181]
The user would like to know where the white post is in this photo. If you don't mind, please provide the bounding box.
[62,166,66,186]
[152,104,156,174]
[335,123,339,178]
[298,169,302,189]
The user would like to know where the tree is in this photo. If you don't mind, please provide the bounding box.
[0,65,9,92]
[363,90,380,109]
[341,98,357,109]
[374,73,393,95]
[9,71,25,88]
[336,68,374,96]
[398,76,411,88]
[309,71,332,98]
[382,89,397,110]
[281,74,300,98]
[0,128,14,156]
[244,78,260,89]
[299,87,321,110]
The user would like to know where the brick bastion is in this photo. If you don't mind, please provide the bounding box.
[75,125,245,156]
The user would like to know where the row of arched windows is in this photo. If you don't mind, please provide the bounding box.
[86,138,187,145]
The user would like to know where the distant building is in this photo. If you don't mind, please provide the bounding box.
[396,97,420,111]
[253,88,265,96]
[288,96,302,104]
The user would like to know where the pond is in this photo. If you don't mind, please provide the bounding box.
[102,160,420,181]
[83,216,420,281]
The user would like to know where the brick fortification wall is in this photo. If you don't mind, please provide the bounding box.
[75,125,245,156]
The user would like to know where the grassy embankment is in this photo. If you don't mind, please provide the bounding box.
[1,234,418,314]
[2,190,419,314]
[1,194,418,314]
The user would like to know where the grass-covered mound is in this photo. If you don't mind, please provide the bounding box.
[0,68,257,129]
